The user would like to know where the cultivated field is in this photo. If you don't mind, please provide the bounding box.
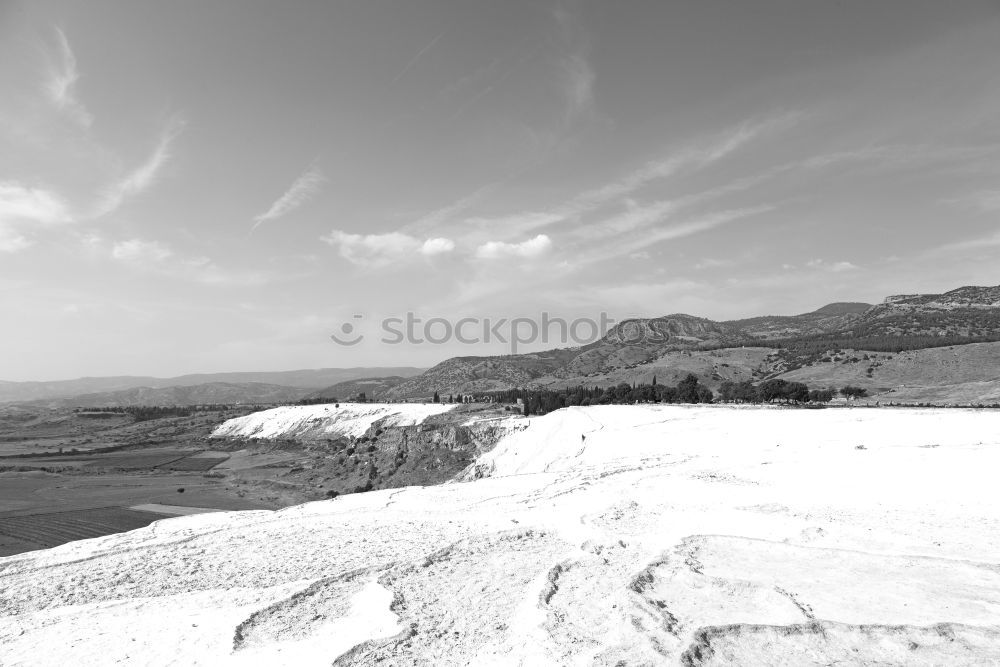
[2,405,998,664]
[0,507,165,557]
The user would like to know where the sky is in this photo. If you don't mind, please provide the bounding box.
[2,0,1000,381]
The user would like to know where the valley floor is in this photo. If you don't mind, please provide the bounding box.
[1,405,999,665]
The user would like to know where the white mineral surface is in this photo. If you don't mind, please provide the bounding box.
[2,405,1000,665]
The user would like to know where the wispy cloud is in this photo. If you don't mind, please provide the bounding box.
[0,182,72,226]
[945,190,1000,213]
[552,6,594,123]
[109,237,274,286]
[321,229,455,267]
[560,52,594,122]
[432,113,799,243]
[474,234,552,260]
[389,26,449,86]
[111,238,174,263]
[574,113,799,211]
[404,184,495,235]
[252,164,326,231]
[93,117,185,218]
[0,182,73,252]
[46,28,93,128]
[805,258,859,272]
[930,230,1000,254]
[0,229,32,253]
[582,206,774,266]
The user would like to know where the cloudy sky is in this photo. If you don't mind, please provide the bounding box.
[2,0,1000,380]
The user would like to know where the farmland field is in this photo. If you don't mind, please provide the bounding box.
[0,507,165,556]
[156,454,230,471]
[0,468,273,557]
[85,450,191,469]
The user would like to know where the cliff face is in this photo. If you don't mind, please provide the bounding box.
[210,402,521,497]
[852,286,1000,338]
[878,285,1000,310]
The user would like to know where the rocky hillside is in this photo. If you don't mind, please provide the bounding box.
[385,351,578,399]
[729,301,872,340]
[853,286,1000,338]
[386,285,1000,399]
[304,376,411,402]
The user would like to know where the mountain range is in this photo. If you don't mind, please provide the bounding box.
[5,285,1000,407]
[380,285,1000,403]
[0,367,425,406]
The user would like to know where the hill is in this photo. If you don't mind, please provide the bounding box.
[20,382,312,409]
[777,341,1000,404]
[384,285,1000,401]
[304,376,412,402]
[0,367,426,405]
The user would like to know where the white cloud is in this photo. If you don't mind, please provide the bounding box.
[421,237,455,256]
[573,113,799,212]
[806,258,859,272]
[0,229,32,253]
[322,229,455,267]
[475,234,552,260]
[931,231,1000,253]
[428,113,798,243]
[111,239,173,263]
[46,28,93,128]
[562,52,594,120]
[252,165,326,230]
[575,206,773,268]
[108,238,274,285]
[694,257,734,270]
[0,182,72,225]
[94,118,185,217]
[947,190,1000,213]
[0,182,73,252]
[830,261,859,272]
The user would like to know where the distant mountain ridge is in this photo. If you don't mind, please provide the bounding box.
[26,382,313,409]
[305,376,412,402]
[7,284,1000,407]
[0,367,425,405]
[385,284,1000,400]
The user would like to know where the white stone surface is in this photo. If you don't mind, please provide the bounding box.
[3,405,1000,665]
[210,402,457,440]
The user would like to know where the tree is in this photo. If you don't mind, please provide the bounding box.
[809,389,835,403]
[784,381,809,403]
[433,391,440,403]
[656,385,678,403]
[759,379,789,403]
[676,374,701,403]
[718,380,737,402]
[840,386,869,399]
